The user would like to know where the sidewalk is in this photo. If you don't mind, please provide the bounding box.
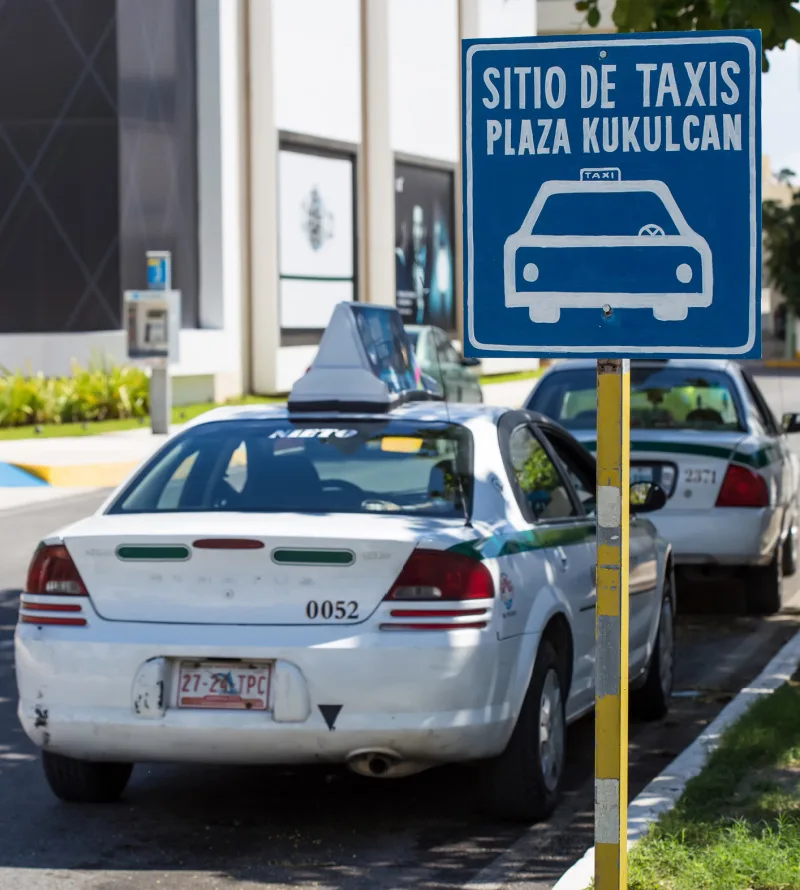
[0,425,180,488]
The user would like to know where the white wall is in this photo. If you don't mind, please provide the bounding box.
[764,40,800,181]
[537,0,613,34]
[272,0,361,143]
[389,0,459,162]
[480,0,536,37]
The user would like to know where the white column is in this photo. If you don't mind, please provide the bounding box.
[456,0,480,342]
[247,0,280,392]
[360,0,395,306]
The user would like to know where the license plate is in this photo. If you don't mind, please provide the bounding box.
[178,662,271,711]
[630,466,655,483]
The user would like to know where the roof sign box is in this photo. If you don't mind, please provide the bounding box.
[462,30,762,359]
[288,303,442,413]
[580,167,621,181]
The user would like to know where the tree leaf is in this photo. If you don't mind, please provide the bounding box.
[587,7,601,27]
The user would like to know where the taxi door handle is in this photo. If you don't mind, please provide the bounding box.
[556,546,568,572]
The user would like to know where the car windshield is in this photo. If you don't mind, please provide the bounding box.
[529,367,745,432]
[108,418,473,518]
[531,191,680,237]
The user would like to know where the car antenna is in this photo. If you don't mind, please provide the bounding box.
[431,334,472,528]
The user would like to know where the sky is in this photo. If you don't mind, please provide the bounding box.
[764,34,800,180]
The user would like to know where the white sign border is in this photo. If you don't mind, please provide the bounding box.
[464,35,758,356]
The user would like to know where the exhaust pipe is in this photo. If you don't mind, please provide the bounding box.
[346,749,430,779]
[366,754,392,777]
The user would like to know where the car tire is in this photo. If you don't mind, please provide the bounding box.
[42,751,133,803]
[477,639,566,822]
[782,523,798,577]
[631,589,674,722]
[746,546,783,616]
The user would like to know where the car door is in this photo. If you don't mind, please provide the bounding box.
[502,419,597,717]
[541,423,658,682]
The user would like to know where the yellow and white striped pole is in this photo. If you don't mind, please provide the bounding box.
[594,358,630,890]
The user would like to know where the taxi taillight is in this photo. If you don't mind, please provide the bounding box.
[380,549,493,631]
[20,544,88,627]
[715,464,769,508]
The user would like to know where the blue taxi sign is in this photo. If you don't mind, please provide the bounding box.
[288,303,441,412]
[462,31,761,359]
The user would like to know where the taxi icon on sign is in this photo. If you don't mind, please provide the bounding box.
[503,167,713,324]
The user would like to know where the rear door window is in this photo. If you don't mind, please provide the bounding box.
[507,425,578,522]
[740,370,780,436]
[541,428,597,517]
[109,419,473,519]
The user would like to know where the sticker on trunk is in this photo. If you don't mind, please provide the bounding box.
[684,468,718,484]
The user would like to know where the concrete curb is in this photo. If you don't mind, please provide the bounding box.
[552,627,800,890]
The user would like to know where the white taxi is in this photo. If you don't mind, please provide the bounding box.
[527,359,800,614]
[16,304,674,822]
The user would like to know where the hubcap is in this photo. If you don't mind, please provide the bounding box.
[539,669,565,792]
[658,598,674,699]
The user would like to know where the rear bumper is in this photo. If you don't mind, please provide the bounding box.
[650,507,781,567]
[17,703,511,766]
[15,621,518,766]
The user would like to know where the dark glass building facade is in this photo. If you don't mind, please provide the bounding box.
[0,0,198,335]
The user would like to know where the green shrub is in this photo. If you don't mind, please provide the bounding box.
[0,362,149,428]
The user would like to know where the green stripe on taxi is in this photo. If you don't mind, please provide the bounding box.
[449,523,595,561]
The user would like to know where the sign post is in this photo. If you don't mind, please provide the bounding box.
[124,251,180,436]
[146,251,171,435]
[461,30,761,890]
[595,358,630,888]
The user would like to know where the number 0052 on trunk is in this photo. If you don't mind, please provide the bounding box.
[178,662,271,710]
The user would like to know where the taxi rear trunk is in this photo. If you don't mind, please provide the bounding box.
[628,430,747,511]
[573,429,749,511]
[60,514,426,625]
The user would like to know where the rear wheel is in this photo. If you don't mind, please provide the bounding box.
[42,751,132,803]
[631,590,674,721]
[746,547,783,615]
[478,640,566,822]
[782,524,798,577]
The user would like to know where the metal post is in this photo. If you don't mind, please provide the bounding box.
[594,358,630,890]
[150,364,171,435]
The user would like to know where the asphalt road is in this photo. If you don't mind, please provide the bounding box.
[1,369,799,890]
[0,490,798,890]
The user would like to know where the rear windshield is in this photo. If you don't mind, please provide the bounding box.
[107,419,473,518]
[528,367,745,432]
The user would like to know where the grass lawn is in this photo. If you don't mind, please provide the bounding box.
[628,668,800,890]
[0,395,283,441]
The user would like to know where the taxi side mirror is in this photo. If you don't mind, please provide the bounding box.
[782,412,800,434]
[630,481,667,514]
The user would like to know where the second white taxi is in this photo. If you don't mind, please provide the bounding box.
[527,359,800,614]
